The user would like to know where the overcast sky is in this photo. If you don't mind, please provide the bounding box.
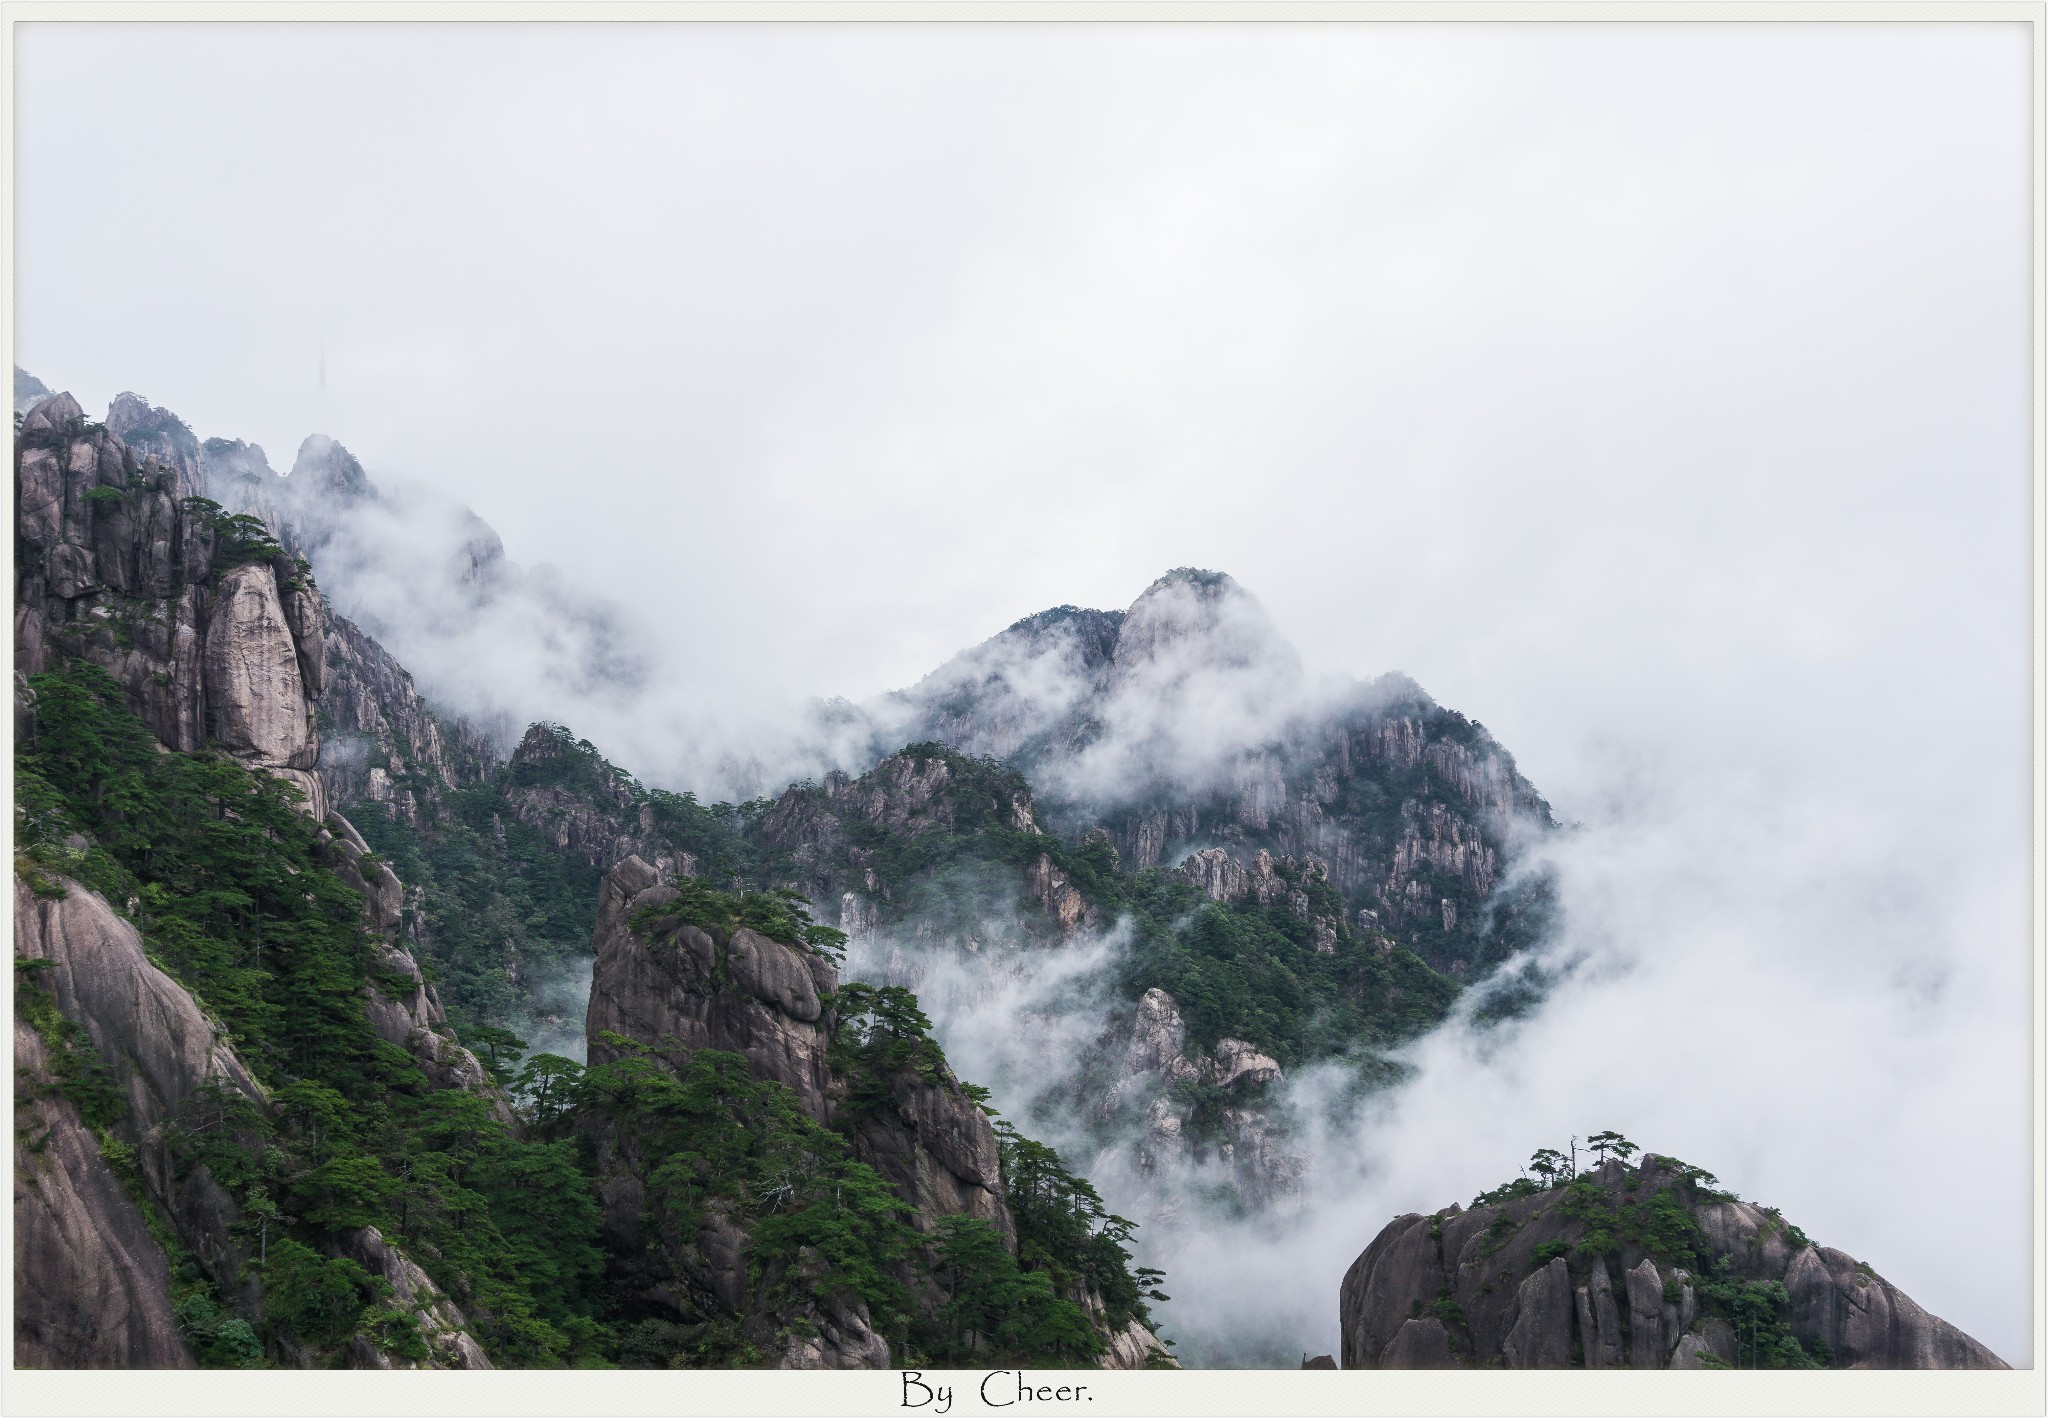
[13,20,2034,1364]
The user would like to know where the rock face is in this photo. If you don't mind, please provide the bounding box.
[588,857,837,1119]
[203,562,323,804]
[318,612,496,822]
[1337,1157,2009,1371]
[586,855,1011,1241]
[334,1228,492,1370]
[13,1016,193,1369]
[15,390,329,817]
[13,871,264,1339]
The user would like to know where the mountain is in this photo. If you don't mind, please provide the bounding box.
[1337,1146,2007,1370]
[13,383,1170,1371]
[303,563,1562,1220]
[881,568,1559,981]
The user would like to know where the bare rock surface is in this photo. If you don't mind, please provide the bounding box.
[13,1018,193,1369]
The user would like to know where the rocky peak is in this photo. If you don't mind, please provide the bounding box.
[1337,1152,2009,1371]
[1109,567,1300,686]
[18,389,85,442]
[288,434,372,503]
[105,393,202,497]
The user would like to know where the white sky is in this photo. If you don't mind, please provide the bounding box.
[13,19,2034,1365]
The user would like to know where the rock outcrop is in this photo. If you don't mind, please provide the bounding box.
[587,857,836,1119]
[15,390,329,817]
[105,392,202,497]
[587,855,1012,1241]
[1337,1156,2008,1370]
[1088,987,1301,1209]
[498,724,693,877]
[334,1228,492,1370]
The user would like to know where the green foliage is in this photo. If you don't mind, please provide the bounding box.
[1430,1286,1466,1330]
[828,983,949,1113]
[259,1239,383,1350]
[1474,1213,1522,1259]
[19,663,374,1084]
[347,781,605,1037]
[14,957,125,1133]
[466,1026,529,1086]
[1528,1240,1572,1267]
[173,1286,265,1368]
[1586,1130,1639,1166]
[579,1037,920,1360]
[1471,1176,1545,1209]
[925,1216,1102,1365]
[513,1053,584,1128]
[996,1121,1159,1334]
[18,664,614,1367]
[208,509,286,570]
[1109,871,1460,1073]
[1695,1276,1828,1369]
[631,877,848,961]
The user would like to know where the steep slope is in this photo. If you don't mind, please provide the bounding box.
[1337,1146,2008,1370]
[12,393,593,1368]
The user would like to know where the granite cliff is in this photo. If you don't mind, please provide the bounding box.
[14,388,508,1368]
[15,390,329,818]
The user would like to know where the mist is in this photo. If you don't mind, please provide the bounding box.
[844,730,2029,1366]
[12,18,2031,1369]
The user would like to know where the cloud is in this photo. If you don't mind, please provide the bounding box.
[12,21,2030,1369]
